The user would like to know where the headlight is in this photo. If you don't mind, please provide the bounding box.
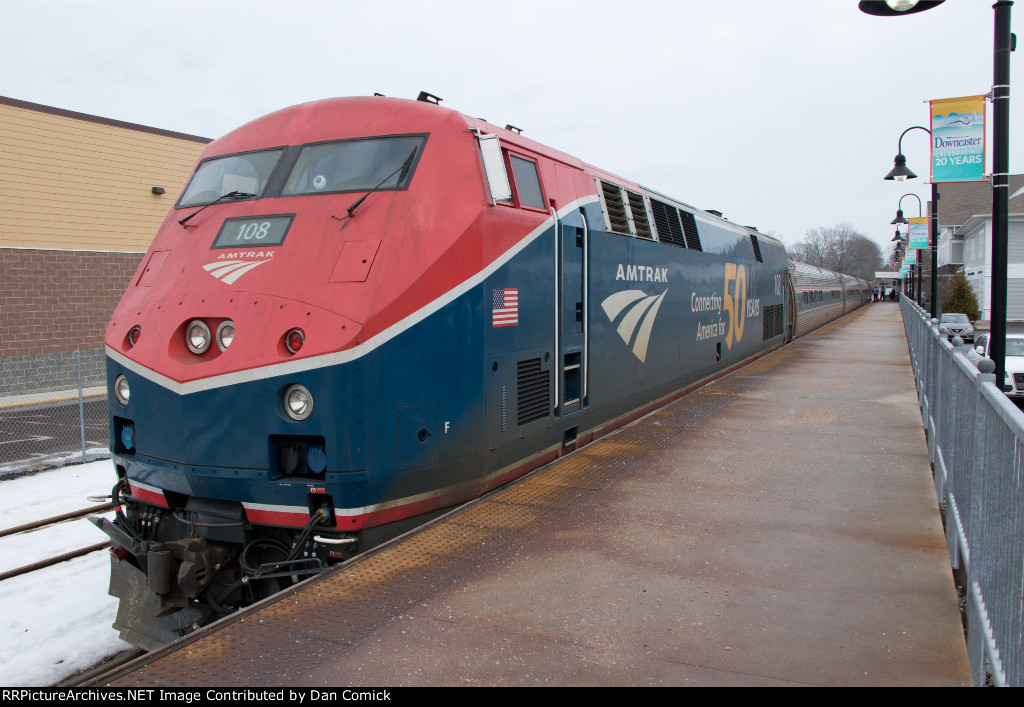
[284,384,313,421]
[216,320,235,351]
[114,374,131,405]
[186,320,211,354]
[127,326,141,348]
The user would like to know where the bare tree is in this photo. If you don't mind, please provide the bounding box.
[844,232,883,281]
[885,243,902,269]
[788,223,881,280]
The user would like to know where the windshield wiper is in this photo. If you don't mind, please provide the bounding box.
[178,191,256,227]
[346,148,417,217]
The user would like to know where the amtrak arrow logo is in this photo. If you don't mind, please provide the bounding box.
[601,289,668,363]
[202,259,270,285]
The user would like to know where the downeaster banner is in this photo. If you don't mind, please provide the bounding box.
[930,95,986,183]
[908,217,929,250]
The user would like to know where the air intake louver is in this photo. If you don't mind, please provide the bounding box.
[750,235,763,262]
[601,181,630,235]
[517,358,550,426]
[762,304,785,340]
[679,210,703,251]
[626,191,652,239]
[650,199,687,248]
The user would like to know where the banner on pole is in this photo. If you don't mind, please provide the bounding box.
[907,217,929,249]
[930,95,986,183]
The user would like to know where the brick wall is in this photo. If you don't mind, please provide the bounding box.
[0,248,143,357]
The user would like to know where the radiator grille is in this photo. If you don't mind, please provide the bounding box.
[517,358,550,426]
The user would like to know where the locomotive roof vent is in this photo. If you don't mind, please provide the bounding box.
[416,91,443,104]
[505,124,523,134]
[705,209,724,218]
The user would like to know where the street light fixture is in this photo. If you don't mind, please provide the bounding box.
[883,128,933,310]
[861,0,1014,394]
[858,1,946,17]
[891,194,922,225]
[884,153,918,182]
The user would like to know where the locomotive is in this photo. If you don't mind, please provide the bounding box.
[91,93,869,649]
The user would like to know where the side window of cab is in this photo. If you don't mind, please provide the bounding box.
[506,153,547,211]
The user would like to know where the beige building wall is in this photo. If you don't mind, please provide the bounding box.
[0,97,211,394]
[0,96,209,251]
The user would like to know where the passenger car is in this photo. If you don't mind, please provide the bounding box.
[970,333,1024,398]
[940,312,975,343]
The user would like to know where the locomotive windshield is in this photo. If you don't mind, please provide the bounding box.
[178,149,284,208]
[281,135,424,196]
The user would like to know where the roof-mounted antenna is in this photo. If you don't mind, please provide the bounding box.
[373,92,386,97]
[417,91,442,104]
[504,124,523,134]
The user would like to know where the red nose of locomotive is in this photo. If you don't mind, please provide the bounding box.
[105,97,484,385]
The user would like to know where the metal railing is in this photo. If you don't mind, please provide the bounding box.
[902,296,1024,686]
[0,350,110,476]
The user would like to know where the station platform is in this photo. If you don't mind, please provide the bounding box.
[99,302,972,687]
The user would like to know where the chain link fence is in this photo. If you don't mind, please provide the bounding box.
[0,349,110,477]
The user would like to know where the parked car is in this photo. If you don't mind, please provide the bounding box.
[940,312,975,343]
[968,333,1024,399]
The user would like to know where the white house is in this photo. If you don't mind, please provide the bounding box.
[932,176,1024,321]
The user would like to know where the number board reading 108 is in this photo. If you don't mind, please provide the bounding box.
[212,215,295,249]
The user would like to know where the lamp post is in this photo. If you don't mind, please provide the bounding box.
[860,0,1014,402]
[890,193,926,303]
[882,126,936,315]
[892,229,906,296]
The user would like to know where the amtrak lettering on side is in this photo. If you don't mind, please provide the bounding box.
[615,264,669,283]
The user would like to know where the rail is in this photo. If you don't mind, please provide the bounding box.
[901,296,1024,687]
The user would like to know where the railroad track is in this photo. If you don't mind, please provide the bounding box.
[59,648,148,687]
[0,501,113,581]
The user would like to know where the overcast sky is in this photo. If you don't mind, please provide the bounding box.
[1,0,1019,257]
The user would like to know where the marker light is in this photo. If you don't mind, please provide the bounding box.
[284,384,313,421]
[285,328,305,354]
[127,326,141,347]
[217,320,235,351]
[186,320,211,354]
[114,374,131,405]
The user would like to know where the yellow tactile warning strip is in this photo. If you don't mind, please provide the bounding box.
[99,314,856,687]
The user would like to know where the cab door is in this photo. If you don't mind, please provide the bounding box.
[554,164,588,419]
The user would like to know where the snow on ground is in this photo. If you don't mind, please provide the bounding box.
[0,459,133,686]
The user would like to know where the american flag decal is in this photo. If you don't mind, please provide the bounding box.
[492,288,519,327]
